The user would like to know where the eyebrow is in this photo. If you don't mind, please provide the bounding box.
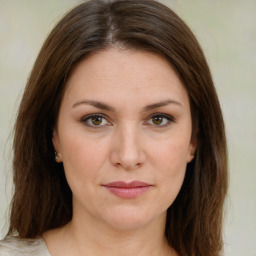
[72,99,182,111]
[143,99,182,111]
[72,100,115,112]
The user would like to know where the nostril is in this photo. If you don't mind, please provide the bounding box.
[109,131,146,170]
[112,160,143,170]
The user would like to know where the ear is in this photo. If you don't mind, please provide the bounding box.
[52,128,63,162]
[187,133,198,163]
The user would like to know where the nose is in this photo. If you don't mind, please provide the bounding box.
[110,123,146,170]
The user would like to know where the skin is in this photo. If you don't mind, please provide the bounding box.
[44,48,196,256]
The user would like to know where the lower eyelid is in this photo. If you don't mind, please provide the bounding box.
[146,114,175,127]
[81,114,112,127]
[80,113,175,127]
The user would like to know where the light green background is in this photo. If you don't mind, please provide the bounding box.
[0,1,255,255]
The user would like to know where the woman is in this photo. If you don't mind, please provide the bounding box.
[0,0,228,255]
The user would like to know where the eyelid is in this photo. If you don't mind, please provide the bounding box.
[81,113,112,128]
[145,113,175,127]
[80,112,175,128]
[81,113,107,121]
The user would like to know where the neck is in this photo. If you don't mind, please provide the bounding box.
[44,210,174,256]
[70,217,170,256]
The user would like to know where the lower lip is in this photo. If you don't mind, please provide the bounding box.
[103,186,151,199]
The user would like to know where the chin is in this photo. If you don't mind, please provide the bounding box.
[100,206,165,231]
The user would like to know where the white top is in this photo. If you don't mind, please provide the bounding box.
[0,236,51,256]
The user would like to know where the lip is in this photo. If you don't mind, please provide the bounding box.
[102,181,152,199]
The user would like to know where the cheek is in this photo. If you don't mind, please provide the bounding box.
[149,135,190,192]
[59,130,109,186]
[151,140,188,210]
[152,135,190,169]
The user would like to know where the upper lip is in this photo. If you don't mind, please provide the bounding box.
[103,181,152,188]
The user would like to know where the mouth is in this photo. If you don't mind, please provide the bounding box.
[102,181,152,199]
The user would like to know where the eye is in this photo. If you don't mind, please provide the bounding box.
[146,114,174,127]
[81,114,111,128]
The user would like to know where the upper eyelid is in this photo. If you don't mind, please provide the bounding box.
[144,113,175,128]
[81,114,112,128]
[80,113,175,124]
[81,113,110,121]
[146,113,175,121]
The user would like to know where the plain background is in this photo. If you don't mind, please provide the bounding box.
[0,0,255,255]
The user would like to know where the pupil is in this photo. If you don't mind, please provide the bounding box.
[153,116,162,125]
[92,116,102,125]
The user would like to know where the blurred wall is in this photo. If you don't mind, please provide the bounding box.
[0,1,255,255]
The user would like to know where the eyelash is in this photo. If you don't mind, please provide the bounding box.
[145,113,175,128]
[80,113,175,129]
[81,114,111,128]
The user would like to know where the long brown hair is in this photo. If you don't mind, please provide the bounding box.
[8,1,228,255]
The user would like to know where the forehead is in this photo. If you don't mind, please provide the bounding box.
[63,48,189,108]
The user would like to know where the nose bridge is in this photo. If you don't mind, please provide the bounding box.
[110,121,145,170]
[120,122,139,154]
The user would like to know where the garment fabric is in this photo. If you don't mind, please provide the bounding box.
[0,236,51,256]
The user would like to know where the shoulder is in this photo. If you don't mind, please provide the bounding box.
[0,236,50,256]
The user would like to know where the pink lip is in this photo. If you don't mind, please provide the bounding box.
[103,181,152,199]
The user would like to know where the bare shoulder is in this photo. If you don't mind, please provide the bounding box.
[0,236,50,256]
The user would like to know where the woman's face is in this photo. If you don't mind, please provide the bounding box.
[53,48,196,231]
